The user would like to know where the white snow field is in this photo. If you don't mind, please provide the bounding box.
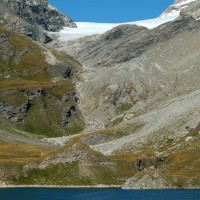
[57,15,178,42]
[174,0,197,7]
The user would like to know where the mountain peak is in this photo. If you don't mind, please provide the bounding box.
[0,0,76,31]
[161,0,198,17]
[0,0,76,42]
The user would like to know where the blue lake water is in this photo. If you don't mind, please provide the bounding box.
[0,188,199,200]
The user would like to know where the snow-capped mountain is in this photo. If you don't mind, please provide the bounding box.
[54,1,183,42]
[53,0,200,43]
[161,0,198,17]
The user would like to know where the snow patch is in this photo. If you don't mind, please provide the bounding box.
[161,10,181,17]
[43,50,59,65]
[174,0,197,7]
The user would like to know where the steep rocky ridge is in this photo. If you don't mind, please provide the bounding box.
[0,3,47,42]
[0,0,76,42]
[0,0,76,31]
[161,0,198,17]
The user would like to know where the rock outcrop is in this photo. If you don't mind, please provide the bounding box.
[26,142,111,170]
[0,100,31,123]
[122,171,171,190]
[180,1,200,19]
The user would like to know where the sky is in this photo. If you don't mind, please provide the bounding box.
[48,0,174,23]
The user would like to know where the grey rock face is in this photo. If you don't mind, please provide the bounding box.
[136,159,147,171]
[61,106,76,127]
[0,87,80,128]
[180,1,200,19]
[122,171,171,190]
[0,89,45,123]
[0,0,76,31]
[0,0,76,42]
[0,3,50,42]
[0,100,31,122]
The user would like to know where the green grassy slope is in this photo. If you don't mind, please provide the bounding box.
[0,29,84,137]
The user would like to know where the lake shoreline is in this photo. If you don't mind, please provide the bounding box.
[0,184,121,189]
[0,184,200,190]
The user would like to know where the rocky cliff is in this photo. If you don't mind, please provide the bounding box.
[0,0,76,42]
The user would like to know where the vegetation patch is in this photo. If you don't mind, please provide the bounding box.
[0,92,27,107]
[0,142,52,167]
[15,162,94,186]
[115,103,134,114]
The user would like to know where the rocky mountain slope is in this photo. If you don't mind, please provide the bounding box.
[61,5,200,130]
[1,0,200,189]
[0,1,89,185]
[0,0,76,43]
[0,28,85,137]
[49,0,200,188]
